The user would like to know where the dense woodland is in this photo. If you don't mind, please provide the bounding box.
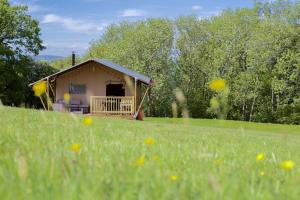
[1,0,299,124]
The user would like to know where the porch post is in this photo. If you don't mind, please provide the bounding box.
[90,96,93,114]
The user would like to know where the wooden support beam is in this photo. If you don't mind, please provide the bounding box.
[134,85,150,119]
[39,96,46,110]
[134,78,137,112]
[49,81,55,99]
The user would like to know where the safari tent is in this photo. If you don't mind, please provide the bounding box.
[29,58,153,116]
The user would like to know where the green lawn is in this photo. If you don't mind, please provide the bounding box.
[0,106,300,200]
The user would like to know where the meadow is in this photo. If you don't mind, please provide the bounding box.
[0,106,300,200]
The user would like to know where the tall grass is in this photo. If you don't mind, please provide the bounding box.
[0,106,299,199]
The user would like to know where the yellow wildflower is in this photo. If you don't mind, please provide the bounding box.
[71,143,81,152]
[32,81,47,96]
[135,155,146,166]
[83,117,93,126]
[209,78,226,91]
[259,171,265,176]
[64,93,71,103]
[256,153,265,161]
[214,159,222,166]
[152,155,159,161]
[144,137,154,145]
[281,160,295,170]
[170,175,178,181]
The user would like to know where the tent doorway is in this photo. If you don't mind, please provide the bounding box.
[106,84,125,96]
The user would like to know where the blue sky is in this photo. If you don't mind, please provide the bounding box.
[10,0,254,57]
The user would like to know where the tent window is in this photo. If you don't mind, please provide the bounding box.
[69,84,86,94]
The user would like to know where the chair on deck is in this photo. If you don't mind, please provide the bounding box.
[69,99,89,114]
[53,99,89,114]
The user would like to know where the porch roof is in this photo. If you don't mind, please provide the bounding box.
[29,59,152,86]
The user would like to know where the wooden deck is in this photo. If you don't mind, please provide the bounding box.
[90,96,134,115]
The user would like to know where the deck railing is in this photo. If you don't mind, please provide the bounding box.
[90,96,134,115]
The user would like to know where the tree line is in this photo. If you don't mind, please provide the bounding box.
[1,0,299,124]
[54,0,299,124]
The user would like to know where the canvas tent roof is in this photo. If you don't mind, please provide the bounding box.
[29,59,152,86]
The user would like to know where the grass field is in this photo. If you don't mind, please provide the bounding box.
[0,106,300,200]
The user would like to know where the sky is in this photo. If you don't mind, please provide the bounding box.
[10,0,254,57]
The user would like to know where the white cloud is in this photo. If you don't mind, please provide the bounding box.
[10,0,46,13]
[192,5,202,11]
[121,9,145,17]
[42,14,107,33]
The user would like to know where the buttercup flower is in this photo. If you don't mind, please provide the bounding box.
[214,159,222,166]
[170,175,178,181]
[71,143,81,152]
[135,155,146,166]
[64,93,71,103]
[259,171,265,176]
[281,160,295,170]
[209,78,226,91]
[144,137,154,145]
[33,81,47,97]
[256,153,265,161]
[83,117,93,126]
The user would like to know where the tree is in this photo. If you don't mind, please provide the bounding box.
[0,0,46,106]
[0,0,44,58]
[84,19,176,116]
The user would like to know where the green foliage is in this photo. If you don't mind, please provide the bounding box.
[0,0,54,107]
[0,0,44,58]
[208,87,230,119]
[174,0,300,123]
[0,57,57,106]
